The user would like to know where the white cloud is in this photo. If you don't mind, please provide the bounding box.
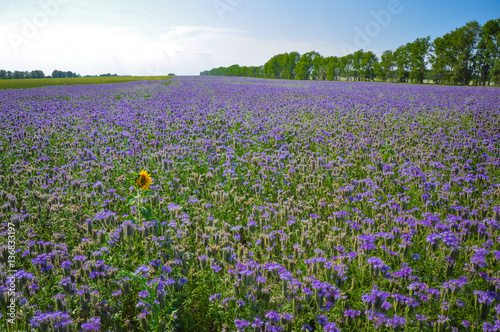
[0,23,345,75]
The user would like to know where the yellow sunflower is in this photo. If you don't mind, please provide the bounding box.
[136,169,153,190]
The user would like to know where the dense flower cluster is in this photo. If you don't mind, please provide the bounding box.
[0,76,499,331]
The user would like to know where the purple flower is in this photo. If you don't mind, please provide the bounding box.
[474,291,496,305]
[211,264,222,273]
[265,311,281,322]
[381,301,392,310]
[234,318,249,329]
[81,317,101,331]
[61,260,72,269]
[138,290,150,298]
[135,265,150,275]
[324,322,341,332]
[416,314,428,321]
[317,314,328,325]
[385,315,406,329]
[161,264,172,274]
[167,203,181,211]
[471,248,490,268]
[29,311,72,329]
[482,321,500,332]
[252,318,263,328]
[344,309,362,319]
[150,259,162,268]
[367,257,391,275]
[209,293,221,302]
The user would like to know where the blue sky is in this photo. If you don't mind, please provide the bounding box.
[1,0,499,76]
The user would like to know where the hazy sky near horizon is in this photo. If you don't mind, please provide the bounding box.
[1,0,499,76]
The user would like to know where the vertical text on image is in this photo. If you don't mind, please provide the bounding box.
[6,222,17,325]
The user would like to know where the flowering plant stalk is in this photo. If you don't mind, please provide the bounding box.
[118,270,178,331]
[126,169,155,222]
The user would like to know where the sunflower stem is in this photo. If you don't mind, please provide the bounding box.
[137,188,143,223]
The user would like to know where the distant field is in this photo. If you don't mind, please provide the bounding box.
[0,75,173,89]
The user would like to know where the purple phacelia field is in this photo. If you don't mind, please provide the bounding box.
[1,76,500,331]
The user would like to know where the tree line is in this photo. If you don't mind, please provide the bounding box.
[200,18,500,85]
[0,70,81,79]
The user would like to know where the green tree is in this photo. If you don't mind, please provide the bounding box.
[431,34,454,84]
[294,51,319,80]
[394,45,410,82]
[491,60,500,85]
[476,19,500,85]
[13,70,26,79]
[52,70,66,78]
[340,54,355,80]
[241,66,257,77]
[408,36,431,83]
[453,21,482,85]
[352,50,364,81]
[264,54,284,79]
[30,70,45,79]
[432,21,482,85]
[325,56,340,81]
[311,54,326,80]
[227,64,241,76]
[377,50,395,81]
[361,51,378,81]
[284,52,300,79]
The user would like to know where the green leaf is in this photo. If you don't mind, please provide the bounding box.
[125,195,136,206]
[165,308,178,316]
[140,206,152,220]
[117,270,148,286]
[143,190,155,197]
[118,270,135,279]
